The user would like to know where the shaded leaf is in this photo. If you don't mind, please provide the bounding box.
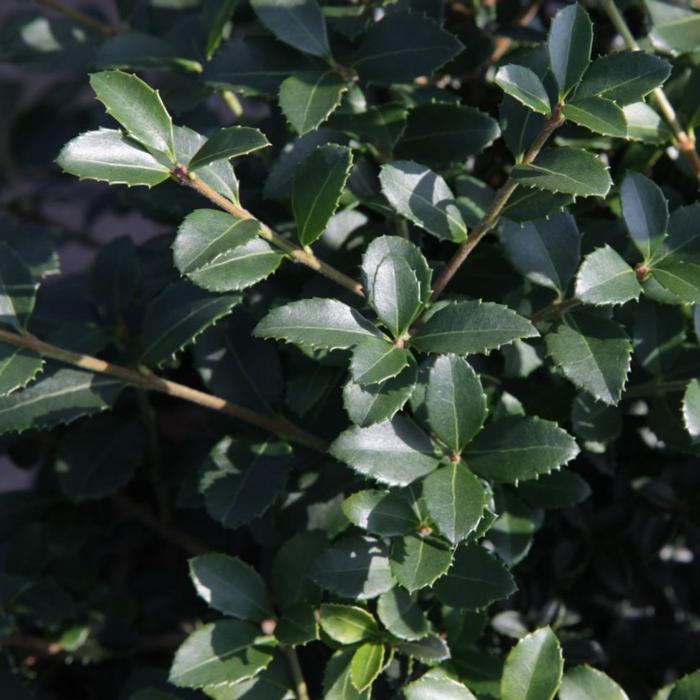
[0,344,43,397]
[280,70,347,136]
[390,534,453,592]
[272,531,327,610]
[276,602,318,646]
[376,588,429,641]
[0,243,37,332]
[620,171,668,261]
[342,489,419,536]
[398,635,451,662]
[188,127,270,171]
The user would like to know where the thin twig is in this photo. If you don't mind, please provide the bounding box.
[600,0,700,182]
[531,298,581,323]
[282,646,312,700]
[0,328,329,453]
[35,0,118,36]
[172,166,364,298]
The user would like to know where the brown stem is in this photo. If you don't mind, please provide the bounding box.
[172,166,364,298]
[531,298,581,323]
[35,0,118,35]
[0,328,329,453]
[429,106,566,304]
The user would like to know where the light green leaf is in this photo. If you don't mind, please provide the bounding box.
[56,128,171,187]
[379,161,467,243]
[89,71,174,159]
[425,355,487,453]
[279,70,347,136]
[139,281,240,367]
[250,0,330,57]
[0,344,43,397]
[682,379,700,443]
[323,650,370,700]
[376,588,429,641]
[559,665,630,700]
[0,243,37,332]
[0,365,122,435]
[546,311,632,405]
[189,553,273,621]
[434,543,516,610]
[650,12,700,55]
[501,627,563,700]
[669,670,700,700]
[350,338,410,385]
[495,65,550,115]
[342,489,419,536]
[254,298,381,351]
[464,415,579,484]
[319,604,380,644]
[500,212,580,294]
[562,96,627,138]
[350,642,384,693]
[404,673,478,700]
[330,416,440,487]
[292,144,353,246]
[548,3,593,98]
[620,171,668,261]
[390,534,453,592]
[423,462,486,545]
[169,620,273,688]
[188,127,270,171]
[575,51,671,105]
[352,12,463,85]
[512,148,612,197]
[575,245,642,305]
[409,301,538,355]
[311,535,395,600]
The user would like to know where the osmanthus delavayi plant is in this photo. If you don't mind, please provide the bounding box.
[1,0,700,698]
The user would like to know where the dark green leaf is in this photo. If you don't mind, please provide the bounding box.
[377,588,429,641]
[500,95,546,160]
[56,128,171,188]
[390,534,453,592]
[562,97,627,138]
[292,144,353,246]
[205,653,293,700]
[350,641,384,692]
[319,604,379,644]
[272,531,327,610]
[404,673,478,700]
[379,161,467,243]
[188,127,270,171]
[516,469,591,510]
[330,416,440,487]
[495,65,550,115]
[575,245,641,305]
[548,3,593,98]
[189,553,273,621]
[352,13,463,85]
[409,301,537,355]
[397,635,451,662]
[280,70,347,136]
[0,243,37,332]
[464,415,579,484]
[620,171,668,261]
[512,148,612,198]
[650,12,700,55]
[350,339,410,385]
[624,102,672,143]
[501,627,563,700]
[276,602,318,646]
[559,665,630,700]
[434,543,516,610]
[342,489,419,536]
[0,344,43,397]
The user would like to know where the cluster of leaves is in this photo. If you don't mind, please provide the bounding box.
[2,0,700,699]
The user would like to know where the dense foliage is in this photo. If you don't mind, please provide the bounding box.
[1,0,700,699]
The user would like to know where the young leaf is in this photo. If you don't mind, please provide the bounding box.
[169,620,273,688]
[188,126,270,171]
[280,70,347,136]
[350,642,385,692]
[495,65,550,115]
[390,534,453,592]
[0,344,43,397]
[547,3,593,98]
[311,535,395,600]
[352,13,463,85]
[500,627,563,700]
[189,553,274,621]
[139,281,240,367]
[89,71,174,159]
[292,144,353,246]
[404,673,478,700]
[682,379,700,443]
[254,298,381,350]
[319,604,380,644]
[546,311,632,406]
[423,462,487,545]
[425,355,487,453]
[559,665,630,700]
[409,301,538,355]
[512,148,612,198]
[620,171,668,261]
[331,416,440,486]
[376,588,430,641]
[500,212,581,294]
[434,543,517,610]
[350,339,411,385]
[342,489,419,536]
[379,161,467,243]
[0,243,37,332]
[575,245,642,305]
[56,128,171,188]
[250,0,331,58]
[575,51,671,105]
[323,650,370,700]
[464,415,579,484]
[561,97,627,138]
